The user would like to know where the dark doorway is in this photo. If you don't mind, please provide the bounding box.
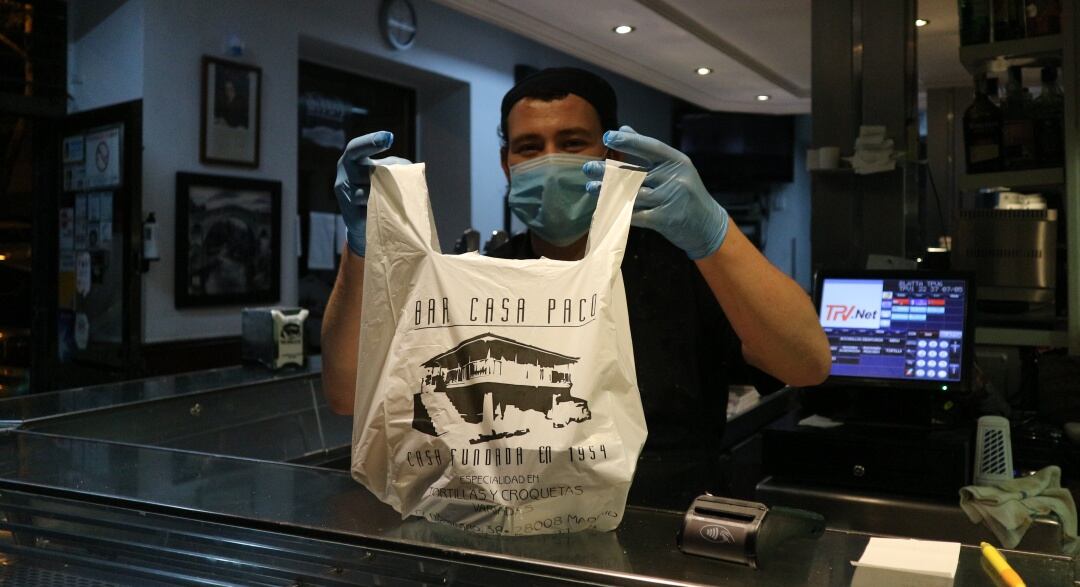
[54,100,143,390]
[296,60,417,353]
[1,0,67,395]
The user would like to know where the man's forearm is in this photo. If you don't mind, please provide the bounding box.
[694,225,830,387]
[321,247,365,414]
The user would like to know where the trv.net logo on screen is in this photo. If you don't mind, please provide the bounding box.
[819,280,885,329]
[824,304,878,322]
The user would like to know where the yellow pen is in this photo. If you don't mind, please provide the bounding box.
[980,541,1026,587]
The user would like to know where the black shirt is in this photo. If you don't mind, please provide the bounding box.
[489,228,775,455]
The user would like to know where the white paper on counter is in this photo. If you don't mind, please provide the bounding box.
[307,212,336,270]
[851,537,960,579]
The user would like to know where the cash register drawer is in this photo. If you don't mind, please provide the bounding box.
[762,425,972,498]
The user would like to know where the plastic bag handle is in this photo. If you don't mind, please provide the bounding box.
[583,160,647,262]
[368,163,442,256]
[369,159,644,262]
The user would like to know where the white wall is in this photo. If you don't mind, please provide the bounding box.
[139,1,300,343]
[71,0,677,343]
[68,0,144,113]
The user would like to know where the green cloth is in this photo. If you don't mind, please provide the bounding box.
[960,465,1078,555]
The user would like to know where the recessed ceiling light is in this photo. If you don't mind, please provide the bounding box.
[756,94,771,101]
[696,67,712,76]
[613,25,634,34]
[915,18,929,27]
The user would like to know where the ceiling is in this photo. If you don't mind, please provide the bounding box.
[917,0,972,90]
[433,0,972,114]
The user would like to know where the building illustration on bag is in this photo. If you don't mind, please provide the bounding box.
[412,333,591,444]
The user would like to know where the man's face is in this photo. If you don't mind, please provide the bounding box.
[500,94,609,179]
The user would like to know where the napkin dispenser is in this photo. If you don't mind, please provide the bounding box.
[242,307,309,369]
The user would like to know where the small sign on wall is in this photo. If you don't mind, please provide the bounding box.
[63,133,85,191]
[83,125,123,189]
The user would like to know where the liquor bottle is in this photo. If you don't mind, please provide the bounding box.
[1032,67,1064,166]
[963,74,1004,174]
[1025,0,1062,37]
[1002,67,1036,169]
[993,0,1026,41]
[986,76,1001,106]
[960,0,992,45]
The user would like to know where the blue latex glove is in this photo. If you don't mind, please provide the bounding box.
[334,131,411,257]
[583,126,729,260]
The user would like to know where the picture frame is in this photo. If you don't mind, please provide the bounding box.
[175,172,280,307]
[200,56,261,167]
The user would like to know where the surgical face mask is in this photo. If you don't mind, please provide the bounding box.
[508,153,603,247]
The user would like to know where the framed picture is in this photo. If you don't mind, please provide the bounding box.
[200,56,261,167]
[175,172,280,307]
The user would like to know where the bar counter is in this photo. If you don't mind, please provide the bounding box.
[0,363,1071,585]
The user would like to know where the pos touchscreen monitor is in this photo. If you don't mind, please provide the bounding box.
[813,270,975,392]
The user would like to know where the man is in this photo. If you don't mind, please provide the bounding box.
[322,68,829,507]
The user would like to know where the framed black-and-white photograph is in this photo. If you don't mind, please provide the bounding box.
[200,56,261,167]
[175,172,280,307]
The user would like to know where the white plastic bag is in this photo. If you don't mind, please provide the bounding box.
[351,160,647,535]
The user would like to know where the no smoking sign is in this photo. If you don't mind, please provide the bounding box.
[84,125,122,189]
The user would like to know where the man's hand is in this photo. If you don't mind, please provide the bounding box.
[583,126,728,260]
[335,131,411,257]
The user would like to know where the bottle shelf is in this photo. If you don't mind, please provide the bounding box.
[959,35,1063,73]
[976,327,1068,347]
[958,167,1064,191]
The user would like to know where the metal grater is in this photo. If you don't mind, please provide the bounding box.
[974,415,1014,486]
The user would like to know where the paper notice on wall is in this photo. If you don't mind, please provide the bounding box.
[59,251,75,273]
[99,192,113,221]
[98,192,113,249]
[63,164,86,192]
[88,192,101,221]
[88,223,103,251]
[74,194,88,250]
[75,251,92,296]
[63,134,85,164]
[74,313,89,350]
[307,212,336,270]
[99,221,112,248]
[59,208,74,251]
[335,214,348,255]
